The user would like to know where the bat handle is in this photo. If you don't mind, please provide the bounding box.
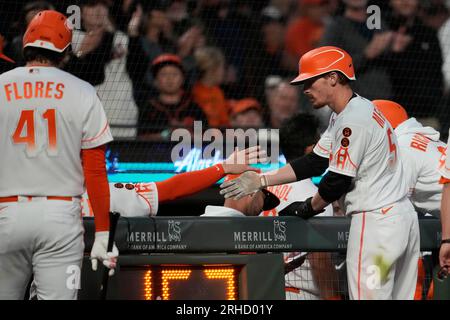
[100,211,121,300]
[107,211,120,252]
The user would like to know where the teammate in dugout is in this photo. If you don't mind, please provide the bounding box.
[81,147,264,217]
[0,10,117,300]
[220,46,420,300]
[373,99,447,299]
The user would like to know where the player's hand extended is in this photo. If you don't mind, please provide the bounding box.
[439,243,450,279]
[91,232,119,277]
[220,170,265,199]
[221,146,267,175]
[278,197,324,219]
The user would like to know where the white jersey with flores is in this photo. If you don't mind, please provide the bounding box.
[0,66,113,197]
[395,118,446,217]
[262,178,333,300]
[313,95,409,215]
[82,182,159,217]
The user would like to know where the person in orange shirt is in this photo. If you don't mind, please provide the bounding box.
[229,98,264,129]
[284,0,329,71]
[192,46,230,128]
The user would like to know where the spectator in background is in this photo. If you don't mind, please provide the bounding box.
[192,46,230,128]
[127,4,176,105]
[385,0,443,122]
[195,0,260,99]
[320,0,393,100]
[138,53,206,140]
[419,0,449,31]
[284,0,329,73]
[229,98,264,129]
[243,5,288,100]
[95,1,139,139]
[65,0,115,86]
[265,80,300,128]
[9,1,55,65]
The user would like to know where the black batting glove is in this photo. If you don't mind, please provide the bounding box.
[278,197,325,219]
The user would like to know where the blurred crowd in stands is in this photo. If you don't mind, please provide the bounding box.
[1,0,450,140]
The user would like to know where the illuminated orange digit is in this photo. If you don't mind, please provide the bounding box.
[42,109,57,153]
[144,270,152,300]
[204,268,237,300]
[12,110,36,152]
[161,269,191,300]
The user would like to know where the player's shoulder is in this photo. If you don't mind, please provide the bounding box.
[50,68,96,92]
[0,66,24,81]
[337,95,374,127]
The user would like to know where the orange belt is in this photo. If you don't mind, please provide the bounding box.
[0,196,74,203]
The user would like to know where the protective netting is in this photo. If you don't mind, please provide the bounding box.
[2,0,449,165]
[284,252,436,300]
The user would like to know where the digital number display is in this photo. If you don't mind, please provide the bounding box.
[117,265,240,300]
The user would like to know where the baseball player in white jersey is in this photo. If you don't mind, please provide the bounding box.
[220,46,419,300]
[373,100,446,218]
[438,133,450,280]
[0,10,117,300]
[373,99,447,299]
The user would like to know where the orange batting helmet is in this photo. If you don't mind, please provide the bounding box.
[23,10,72,53]
[291,46,355,85]
[372,100,408,129]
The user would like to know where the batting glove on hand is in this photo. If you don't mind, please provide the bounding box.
[278,197,324,219]
[220,171,267,200]
[91,231,119,276]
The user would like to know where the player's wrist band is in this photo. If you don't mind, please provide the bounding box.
[441,239,450,245]
[260,175,268,188]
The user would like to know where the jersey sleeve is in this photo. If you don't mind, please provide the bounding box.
[328,123,367,178]
[109,182,159,217]
[313,113,337,158]
[313,127,332,158]
[81,90,113,149]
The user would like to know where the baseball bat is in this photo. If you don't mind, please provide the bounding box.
[99,211,121,300]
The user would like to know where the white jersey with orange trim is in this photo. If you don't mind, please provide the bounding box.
[313,95,409,215]
[440,129,450,180]
[395,118,446,217]
[82,182,159,217]
[262,179,333,300]
[0,66,113,197]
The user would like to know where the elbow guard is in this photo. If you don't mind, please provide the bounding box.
[318,171,353,203]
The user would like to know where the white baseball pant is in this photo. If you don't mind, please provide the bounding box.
[346,197,420,300]
[0,197,84,300]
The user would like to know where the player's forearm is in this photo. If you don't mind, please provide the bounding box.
[289,152,329,181]
[156,164,225,202]
[441,183,450,239]
[82,146,110,232]
[262,164,298,187]
[308,252,341,299]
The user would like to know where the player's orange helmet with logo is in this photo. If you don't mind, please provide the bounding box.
[291,46,355,85]
[23,10,72,53]
[372,100,409,129]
